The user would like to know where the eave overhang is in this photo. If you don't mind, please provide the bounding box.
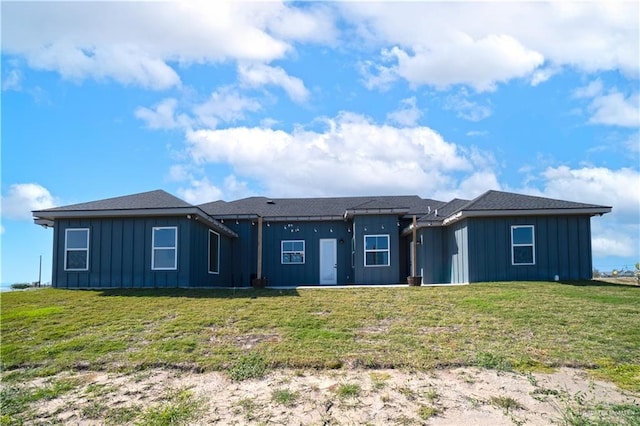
[442,207,613,226]
[32,207,238,238]
[343,208,410,220]
[400,206,612,236]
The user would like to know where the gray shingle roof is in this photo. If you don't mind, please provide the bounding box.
[418,198,470,223]
[460,190,608,212]
[199,196,446,218]
[35,190,193,212]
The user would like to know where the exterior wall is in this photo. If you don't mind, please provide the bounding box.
[353,215,400,284]
[187,219,234,287]
[447,220,469,284]
[415,227,447,284]
[260,220,352,286]
[52,216,231,288]
[224,221,257,287]
[466,215,593,282]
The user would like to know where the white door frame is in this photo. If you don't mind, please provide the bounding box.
[319,238,337,285]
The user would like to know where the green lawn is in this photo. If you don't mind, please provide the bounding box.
[1,281,639,390]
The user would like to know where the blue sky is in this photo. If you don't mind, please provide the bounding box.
[1,1,638,284]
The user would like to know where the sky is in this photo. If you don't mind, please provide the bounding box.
[1,1,639,285]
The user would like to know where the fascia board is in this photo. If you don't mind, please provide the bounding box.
[344,208,410,219]
[32,207,238,238]
[442,207,613,225]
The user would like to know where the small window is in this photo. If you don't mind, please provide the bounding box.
[364,235,390,267]
[511,225,535,265]
[152,227,177,270]
[282,240,305,264]
[65,228,89,271]
[208,230,220,274]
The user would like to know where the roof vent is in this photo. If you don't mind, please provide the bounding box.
[266,199,275,205]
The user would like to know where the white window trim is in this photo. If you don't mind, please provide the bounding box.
[208,229,220,275]
[152,226,178,271]
[64,228,90,271]
[511,225,536,266]
[281,240,305,264]
[364,234,390,267]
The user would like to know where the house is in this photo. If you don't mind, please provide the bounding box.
[32,189,611,289]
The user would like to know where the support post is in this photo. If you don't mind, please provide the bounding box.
[252,216,266,288]
[38,254,42,287]
[257,216,263,280]
[412,215,417,277]
[408,215,422,286]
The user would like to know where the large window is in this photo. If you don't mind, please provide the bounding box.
[152,227,177,270]
[208,230,220,274]
[282,240,305,264]
[65,228,89,271]
[511,225,535,265]
[364,235,390,267]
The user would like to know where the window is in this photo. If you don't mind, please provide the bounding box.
[364,235,390,267]
[282,240,305,264]
[152,227,177,270]
[208,230,220,274]
[511,225,535,265]
[65,228,89,271]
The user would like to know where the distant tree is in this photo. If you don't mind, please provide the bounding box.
[592,268,601,278]
[612,269,619,277]
[635,262,640,284]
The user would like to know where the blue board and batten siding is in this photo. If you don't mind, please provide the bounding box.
[52,217,233,288]
[261,220,352,286]
[353,215,400,285]
[417,215,594,284]
[466,216,593,282]
[225,216,402,286]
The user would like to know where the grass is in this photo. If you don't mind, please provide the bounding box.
[227,352,267,381]
[138,388,205,426]
[417,404,442,420]
[271,388,299,406]
[490,395,524,414]
[1,281,639,393]
[336,383,361,399]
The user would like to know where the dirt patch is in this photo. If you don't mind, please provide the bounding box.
[21,367,639,425]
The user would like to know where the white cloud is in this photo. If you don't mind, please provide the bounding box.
[592,227,637,258]
[588,91,640,128]
[177,177,223,205]
[135,98,183,130]
[2,69,22,91]
[177,175,254,204]
[184,112,496,198]
[193,87,261,128]
[342,2,638,91]
[2,2,334,90]
[135,88,261,130]
[574,80,640,128]
[445,90,492,122]
[530,66,561,86]
[574,79,604,99]
[379,35,544,92]
[386,97,423,127]
[1,183,57,220]
[238,63,310,103]
[516,165,640,260]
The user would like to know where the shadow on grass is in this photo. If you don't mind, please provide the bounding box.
[558,279,639,288]
[95,287,300,299]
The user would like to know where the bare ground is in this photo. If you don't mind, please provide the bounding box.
[27,367,639,425]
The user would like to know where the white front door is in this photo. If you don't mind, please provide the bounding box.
[319,238,337,285]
